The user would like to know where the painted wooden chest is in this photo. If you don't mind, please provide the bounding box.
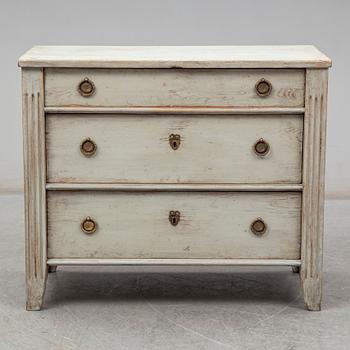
[19,46,331,310]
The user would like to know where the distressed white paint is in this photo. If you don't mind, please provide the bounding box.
[47,192,301,259]
[20,46,331,311]
[46,183,303,191]
[22,68,47,310]
[301,69,329,311]
[18,45,332,68]
[47,258,301,266]
[46,114,303,184]
[44,68,305,108]
[44,106,306,114]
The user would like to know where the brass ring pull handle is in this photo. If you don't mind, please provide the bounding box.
[255,78,272,97]
[169,210,180,226]
[81,216,97,234]
[80,138,97,157]
[169,134,181,150]
[78,77,95,97]
[250,218,267,236]
[254,138,270,156]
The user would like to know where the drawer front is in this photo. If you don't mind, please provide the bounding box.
[46,114,303,184]
[47,192,301,259]
[45,68,305,107]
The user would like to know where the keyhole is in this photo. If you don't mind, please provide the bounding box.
[169,211,180,226]
[169,134,181,150]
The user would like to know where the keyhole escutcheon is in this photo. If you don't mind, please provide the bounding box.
[169,210,181,226]
[169,134,181,150]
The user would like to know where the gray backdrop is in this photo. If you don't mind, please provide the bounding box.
[1,0,348,197]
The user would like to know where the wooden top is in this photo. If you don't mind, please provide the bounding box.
[18,45,331,69]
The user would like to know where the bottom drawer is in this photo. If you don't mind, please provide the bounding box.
[47,191,301,259]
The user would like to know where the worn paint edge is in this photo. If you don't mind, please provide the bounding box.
[45,183,303,191]
[47,258,302,266]
[44,107,305,115]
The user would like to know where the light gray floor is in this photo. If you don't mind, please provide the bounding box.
[0,194,349,350]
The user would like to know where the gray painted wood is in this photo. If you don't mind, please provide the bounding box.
[44,68,305,108]
[47,191,301,260]
[45,183,303,191]
[44,106,306,114]
[46,114,303,184]
[18,45,332,68]
[301,69,329,311]
[47,258,301,266]
[20,46,331,311]
[22,68,47,310]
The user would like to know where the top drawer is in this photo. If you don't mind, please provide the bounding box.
[44,68,305,108]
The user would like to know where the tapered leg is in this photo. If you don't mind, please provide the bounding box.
[23,68,47,311]
[48,265,57,273]
[26,275,47,311]
[300,69,328,311]
[301,277,322,311]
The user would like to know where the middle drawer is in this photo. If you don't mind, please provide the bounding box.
[46,114,303,184]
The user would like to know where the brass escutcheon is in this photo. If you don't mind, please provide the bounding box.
[169,210,181,226]
[255,78,272,97]
[169,134,181,150]
[80,138,97,157]
[250,218,267,236]
[254,138,270,156]
[78,77,95,97]
[81,216,97,234]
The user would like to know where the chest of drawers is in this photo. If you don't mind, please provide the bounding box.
[19,46,331,311]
